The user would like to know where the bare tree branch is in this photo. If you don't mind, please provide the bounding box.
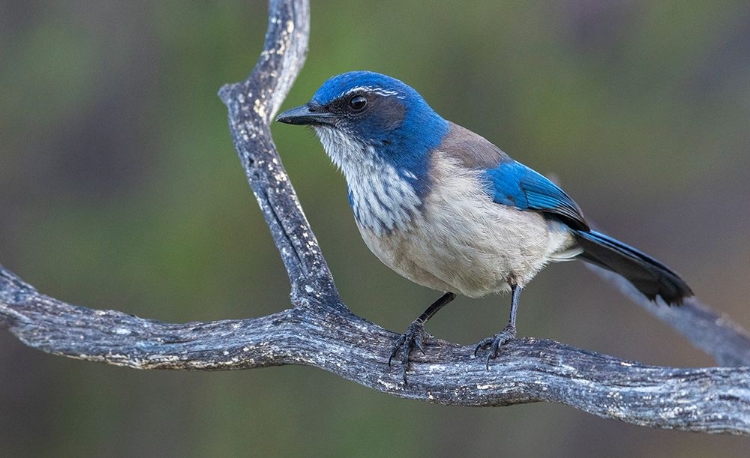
[1,0,749,435]
[217,0,341,308]
[588,265,750,367]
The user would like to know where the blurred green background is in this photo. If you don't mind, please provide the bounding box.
[1,1,749,457]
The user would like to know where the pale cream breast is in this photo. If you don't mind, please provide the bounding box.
[357,152,578,298]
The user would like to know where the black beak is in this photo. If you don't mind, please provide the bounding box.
[276,104,335,126]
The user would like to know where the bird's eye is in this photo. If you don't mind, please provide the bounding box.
[348,95,368,112]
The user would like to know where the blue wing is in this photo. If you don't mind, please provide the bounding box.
[485,161,589,230]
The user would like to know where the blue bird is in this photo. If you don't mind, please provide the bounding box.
[277,71,692,380]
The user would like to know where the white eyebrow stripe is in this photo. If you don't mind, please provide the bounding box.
[340,86,402,99]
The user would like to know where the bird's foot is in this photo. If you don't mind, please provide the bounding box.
[474,323,517,370]
[389,320,426,384]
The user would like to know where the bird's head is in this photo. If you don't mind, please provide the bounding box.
[277,71,449,177]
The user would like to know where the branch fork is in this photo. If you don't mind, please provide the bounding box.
[2,0,749,435]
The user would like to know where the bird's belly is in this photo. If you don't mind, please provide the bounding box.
[358,186,576,298]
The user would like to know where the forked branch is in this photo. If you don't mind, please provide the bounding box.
[2,0,749,435]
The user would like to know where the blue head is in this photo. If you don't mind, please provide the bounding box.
[277,71,450,233]
[277,71,449,183]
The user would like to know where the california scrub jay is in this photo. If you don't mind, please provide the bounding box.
[277,71,692,380]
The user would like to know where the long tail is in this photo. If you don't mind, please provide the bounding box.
[574,230,692,305]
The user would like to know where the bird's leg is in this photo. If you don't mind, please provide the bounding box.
[474,283,522,369]
[389,291,456,383]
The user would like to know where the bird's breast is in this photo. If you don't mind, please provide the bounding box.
[357,152,577,297]
[346,160,423,236]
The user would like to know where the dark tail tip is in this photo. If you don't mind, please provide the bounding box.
[575,230,693,306]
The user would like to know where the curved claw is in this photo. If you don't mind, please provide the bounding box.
[389,320,426,384]
[473,324,517,370]
[388,335,406,367]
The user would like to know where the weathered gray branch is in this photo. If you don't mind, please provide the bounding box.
[2,0,750,435]
[588,265,750,367]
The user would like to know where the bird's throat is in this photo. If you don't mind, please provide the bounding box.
[314,126,423,235]
[347,168,421,235]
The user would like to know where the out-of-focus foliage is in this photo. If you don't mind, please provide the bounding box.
[1,1,749,457]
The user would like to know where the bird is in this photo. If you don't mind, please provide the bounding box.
[276,71,693,381]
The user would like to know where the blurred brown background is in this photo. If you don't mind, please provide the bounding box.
[1,1,749,457]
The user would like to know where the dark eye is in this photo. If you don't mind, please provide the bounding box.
[348,95,367,112]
